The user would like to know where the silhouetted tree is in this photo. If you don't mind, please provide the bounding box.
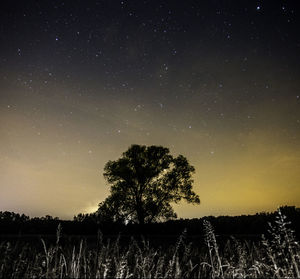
[73,213,86,222]
[97,144,200,225]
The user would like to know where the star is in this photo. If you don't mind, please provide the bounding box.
[1,0,299,220]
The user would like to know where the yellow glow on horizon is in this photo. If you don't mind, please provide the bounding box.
[1,86,300,219]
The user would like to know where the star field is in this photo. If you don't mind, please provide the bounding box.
[1,1,300,219]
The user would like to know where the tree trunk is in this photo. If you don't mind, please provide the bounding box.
[134,208,144,236]
[137,208,145,225]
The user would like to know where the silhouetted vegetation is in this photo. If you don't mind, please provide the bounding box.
[0,208,300,278]
[1,206,299,239]
[97,144,200,225]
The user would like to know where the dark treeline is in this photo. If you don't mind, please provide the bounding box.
[0,206,299,238]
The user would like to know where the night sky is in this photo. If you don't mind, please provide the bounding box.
[1,1,300,219]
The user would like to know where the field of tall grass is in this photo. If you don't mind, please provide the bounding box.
[0,209,299,278]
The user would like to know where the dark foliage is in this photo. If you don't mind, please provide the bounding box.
[97,144,200,225]
[1,206,299,239]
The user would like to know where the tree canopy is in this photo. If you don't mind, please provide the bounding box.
[97,144,200,224]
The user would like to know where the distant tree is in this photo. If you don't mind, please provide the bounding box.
[40,215,59,221]
[97,144,200,225]
[73,212,98,223]
[279,205,297,215]
[0,211,29,222]
[74,213,86,222]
